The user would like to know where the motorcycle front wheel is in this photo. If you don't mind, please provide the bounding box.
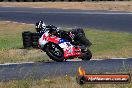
[45,43,64,62]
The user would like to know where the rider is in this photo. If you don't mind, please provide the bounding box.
[35,21,92,50]
[35,21,73,43]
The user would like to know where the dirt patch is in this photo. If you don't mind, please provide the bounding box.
[0,49,50,63]
[0,2,132,11]
[0,21,33,35]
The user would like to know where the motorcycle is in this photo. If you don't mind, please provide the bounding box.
[38,30,92,62]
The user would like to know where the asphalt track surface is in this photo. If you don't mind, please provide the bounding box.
[0,7,132,32]
[0,58,132,81]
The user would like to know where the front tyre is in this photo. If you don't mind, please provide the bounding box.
[81,49,92,60]
[45,43,64,62]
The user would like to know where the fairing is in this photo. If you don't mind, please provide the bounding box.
[39,31,81,58]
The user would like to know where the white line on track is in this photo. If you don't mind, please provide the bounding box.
[111,58,130,59]
[0,58,129,66]
[0,11,132,15]
[39,12,132,15]
[67,58,130,61]
[0,62,35,66]
[1,21,34,25]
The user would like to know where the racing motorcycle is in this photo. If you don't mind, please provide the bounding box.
[38,29,92,62]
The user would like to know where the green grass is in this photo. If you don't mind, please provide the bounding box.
[0,21,132,63]
[0,21,50,63]
[85,29,132,58]
[0,35,22,49]
[0,22,132,51]
[0,22,34,49]
[86,29,132,53]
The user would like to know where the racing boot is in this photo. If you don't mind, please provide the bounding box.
[79,45,88,52]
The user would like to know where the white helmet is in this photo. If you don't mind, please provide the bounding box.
[36,21,46,29]
[36,20,46,32]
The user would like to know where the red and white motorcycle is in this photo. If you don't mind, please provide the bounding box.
[38,30,92,62]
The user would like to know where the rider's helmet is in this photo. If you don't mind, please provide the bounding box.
[35,20,46,32]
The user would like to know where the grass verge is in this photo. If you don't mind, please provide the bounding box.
[0,21,131,63]
[0,2,132,11]
[0,74,132,88]
[86,29,132,59]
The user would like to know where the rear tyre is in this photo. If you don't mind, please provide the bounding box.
[81,49,92,60]
[45,43,64,62]
[22,31,32,48]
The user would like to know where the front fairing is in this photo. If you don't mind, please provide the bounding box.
[38,30,60,48]
[38,31,49,48]
[38,31,81,58]
[58,40,81,58]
